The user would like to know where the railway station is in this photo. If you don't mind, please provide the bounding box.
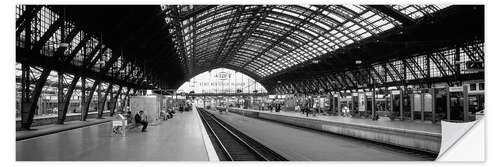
[15,4,484,161]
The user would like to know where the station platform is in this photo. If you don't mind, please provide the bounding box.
[16,110,217,161]
[219,107,442,154]
[207,109,436,161]
[16,117,112,141]
[256,109,441,133]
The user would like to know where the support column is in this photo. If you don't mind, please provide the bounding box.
[446,86,451,121]
[56,71,65,124]
[463,85,469,122]
[20,63,31,130]
[118,87,131,113]
[371,87,376,119]
[110,86,123,116]
[57,76,79,124]
[81,81,100,120]
[421,92,425,121]
[19,5,33,130]
[97,84,113,118]
[21,68,50,130]
[431,88,436,123]
[399,89,403,120]
[97,82,102,118]
[81,77,87,121]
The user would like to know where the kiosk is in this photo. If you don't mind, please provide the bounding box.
[447,85,469,122]
[358,92,368,117]
[390,90,403,120]
[410,88,436,122]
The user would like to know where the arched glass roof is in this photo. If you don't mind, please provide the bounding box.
[177,68,267,94]
[162,5,450,79]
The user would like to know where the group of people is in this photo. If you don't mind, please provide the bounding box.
[123,111,149,132]
[160,109,176,120]
[259,102,283,112]
[296,97,321,117]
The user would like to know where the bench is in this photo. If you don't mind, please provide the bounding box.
[111,114,144,136]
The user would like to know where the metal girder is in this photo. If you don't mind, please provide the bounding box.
[17,49,140,88]
[16,6,42,35]
[462,44,479,62]
[352,69,368,86]
[178,5,217,21]
[169,5,190,75]
[408,57,427,78]
[388,62,404,81]
[65,34,91,62]
[470,42,484,61]
[56,71,64,124]
[81,80,100,120]
[341,72,356,88]
[382,64,396,82]
[54,28,81,58]
[55,45,120,123]
[325,75,341,90]
[56,75,79,123]
[31,18,64,52]
[317,77,330,92]
[428,53,450,78]
[19,15,65,129]
[332,74,347,89]
[243,7,324,70]
[20,68,50,130]
[211,6,244,65]
[370,67,383,84]
[83,42,103,65]
[369,5,416,26]
[218,6,269,65]
[305,80,316,92]
[80,76,87,121]
[402,59,419,80]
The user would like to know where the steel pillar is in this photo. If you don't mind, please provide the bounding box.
[110,86,123,116]
[98,84,113,118]
[80,77,86,121]
[81,81,100,120]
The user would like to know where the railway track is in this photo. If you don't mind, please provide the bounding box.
[197,108,287,161]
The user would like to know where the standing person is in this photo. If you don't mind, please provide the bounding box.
[261,102,265,111]
[134,110,149,132]
[314,99,319,117]
[342,105,350,117]
[225,103,229,114]
[295,103,301,112]
[308,97,314,117]
[301,98,306,115]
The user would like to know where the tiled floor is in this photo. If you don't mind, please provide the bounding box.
[17,111,210,161]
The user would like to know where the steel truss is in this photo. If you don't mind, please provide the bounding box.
[273,42,484,94]
[15,5,161,129]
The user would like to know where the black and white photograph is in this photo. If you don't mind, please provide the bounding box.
[4,0,495,166]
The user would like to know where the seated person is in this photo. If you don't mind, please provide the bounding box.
[134,111,149,132]
[160,110,167,120]
[168,109,175,118]
[125,111,133,124]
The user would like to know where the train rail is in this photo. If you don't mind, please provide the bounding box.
[197,108,287,161]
